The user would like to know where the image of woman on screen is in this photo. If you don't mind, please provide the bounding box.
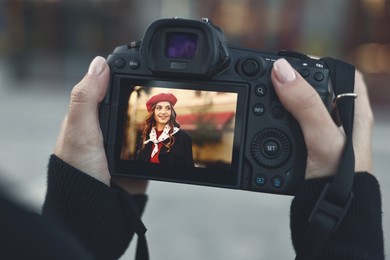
[136,92,195,167]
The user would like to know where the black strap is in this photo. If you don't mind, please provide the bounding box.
[295,58,356,260]
[117,188,149,260]
[135,234,149,260]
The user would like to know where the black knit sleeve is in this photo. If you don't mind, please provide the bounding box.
[42,155,148,260]
[290,172,384,260]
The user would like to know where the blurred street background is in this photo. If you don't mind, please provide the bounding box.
[0,1,389,259]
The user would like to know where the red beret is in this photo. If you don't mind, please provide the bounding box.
[146,93,177,112]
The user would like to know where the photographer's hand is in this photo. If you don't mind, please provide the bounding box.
[54,56,148,193]
[271,58,373,179]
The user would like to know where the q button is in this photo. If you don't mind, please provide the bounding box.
[255,84,267,97]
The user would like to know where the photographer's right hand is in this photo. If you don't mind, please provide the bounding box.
[271,58,374,179]
[271,58,346,179]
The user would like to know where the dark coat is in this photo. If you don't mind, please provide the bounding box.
[136,129,194,167]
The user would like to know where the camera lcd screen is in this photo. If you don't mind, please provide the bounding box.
[112,78,247,188]
[165,32,198,59]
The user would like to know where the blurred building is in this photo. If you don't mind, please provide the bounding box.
[1,0,389,104]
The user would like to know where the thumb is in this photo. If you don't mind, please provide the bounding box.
[67,56,109,125]
[271,58,345,179]
[54,56,111,185]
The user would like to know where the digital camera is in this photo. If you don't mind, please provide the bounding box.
[99,18,333,195]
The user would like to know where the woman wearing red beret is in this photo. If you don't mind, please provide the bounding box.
[136,92,194,166]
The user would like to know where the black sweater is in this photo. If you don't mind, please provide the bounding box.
[290,172,384,259]
[1,155,147,260]
[0,156,384,259]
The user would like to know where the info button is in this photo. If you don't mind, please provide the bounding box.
[253,103,265,116]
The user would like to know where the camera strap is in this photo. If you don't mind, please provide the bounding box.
[117,188,149,260]
[295,57,356,260]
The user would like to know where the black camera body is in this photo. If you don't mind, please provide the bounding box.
[99,18,333,195]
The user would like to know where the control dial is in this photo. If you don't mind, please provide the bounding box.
[251,128,292,168]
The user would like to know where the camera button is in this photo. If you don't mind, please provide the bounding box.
[251,129,291,168]
[129,59,140,69]
[299,68,310,78]
[271,176,284,189]
[238,57,266,79]
[272,106,285,119]
[255,84,267,97]
[114,58,126,69]
[263,140,279,157]
[254,174,267,187]
[253,103,265,116]
[242,59,260,77]
[314,72,325,81]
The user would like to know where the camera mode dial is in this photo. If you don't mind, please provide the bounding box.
[251,129,291,168]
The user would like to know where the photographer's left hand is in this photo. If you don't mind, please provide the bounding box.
[55,56,110,185]
[54,56,148,193]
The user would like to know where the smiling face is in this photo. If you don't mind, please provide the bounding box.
[153,101,172,130]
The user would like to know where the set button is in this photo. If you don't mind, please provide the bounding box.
[263,140,279,157]
[250,128,291,168]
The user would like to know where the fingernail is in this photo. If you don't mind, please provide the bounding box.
[273,58,296,83]
[88,56,106,76]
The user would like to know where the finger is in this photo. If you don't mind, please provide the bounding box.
[67,56,110,127]
[353,71,374,173]
[64,56,110,151]
[54,57,111,185]
[271,58,345,178]
[272,59,335,135]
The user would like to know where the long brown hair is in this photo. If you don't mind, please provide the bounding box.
[140,103,180,152]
